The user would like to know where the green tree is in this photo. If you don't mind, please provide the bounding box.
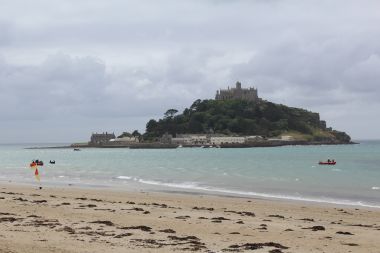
[190,99,201,111]
[118,132,132,138]
[132,130,141,137]
[142,98,351,142]
[146,119,158,133]
[164,109,178,119]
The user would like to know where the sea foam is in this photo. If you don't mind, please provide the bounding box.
[116,176,132,180]
[135,178,380,209]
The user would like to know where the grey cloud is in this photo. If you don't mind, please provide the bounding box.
[0,54,109,119]
[1,0,380,141]
[0,50,218,123]
[229,36,380,107]
[343,54,380,93]
[0,21,12,46]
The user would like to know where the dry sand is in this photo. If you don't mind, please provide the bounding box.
[0,183,379,253]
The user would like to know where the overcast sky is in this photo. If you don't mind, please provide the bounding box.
[1,0,379,143]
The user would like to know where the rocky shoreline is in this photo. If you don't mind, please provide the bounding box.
[26,140,357,149]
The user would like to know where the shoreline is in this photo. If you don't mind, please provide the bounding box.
[0,182,379,252]
[3,179,380,210]
[26,140,357,149]
[0,180,380,211]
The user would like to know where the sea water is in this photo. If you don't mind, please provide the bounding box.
[0,141,379,208]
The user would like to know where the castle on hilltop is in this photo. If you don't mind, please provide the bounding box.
[215,81,259,102]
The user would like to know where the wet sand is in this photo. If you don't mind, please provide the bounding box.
[0,183,379,253]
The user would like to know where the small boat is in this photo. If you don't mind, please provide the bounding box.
[73,148,81,151]
[318,161,336,165]
[30,160,43,167]
[49,160,55,164]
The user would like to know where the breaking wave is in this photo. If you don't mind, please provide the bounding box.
[134,178,380,209]
[116,176,132,180]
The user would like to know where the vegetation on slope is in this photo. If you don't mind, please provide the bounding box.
[143,99,351,143]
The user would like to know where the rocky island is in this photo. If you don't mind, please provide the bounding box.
[71,82,352,149]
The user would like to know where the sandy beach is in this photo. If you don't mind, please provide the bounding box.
[0,183,379,253]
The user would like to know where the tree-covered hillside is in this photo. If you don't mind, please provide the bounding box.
[143,99,351,143]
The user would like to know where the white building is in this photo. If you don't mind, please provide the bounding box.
[267,135,293,141]
[210,136,245,145]
[172,134,208,145]
[111,136,139,143]
[280,135,293,141]
[171,137,192,144]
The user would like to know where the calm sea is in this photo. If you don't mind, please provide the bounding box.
[1,141,379,208]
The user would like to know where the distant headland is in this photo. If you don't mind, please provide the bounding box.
[68,81,353,149]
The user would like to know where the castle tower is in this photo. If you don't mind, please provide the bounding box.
[215,81,258,102]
